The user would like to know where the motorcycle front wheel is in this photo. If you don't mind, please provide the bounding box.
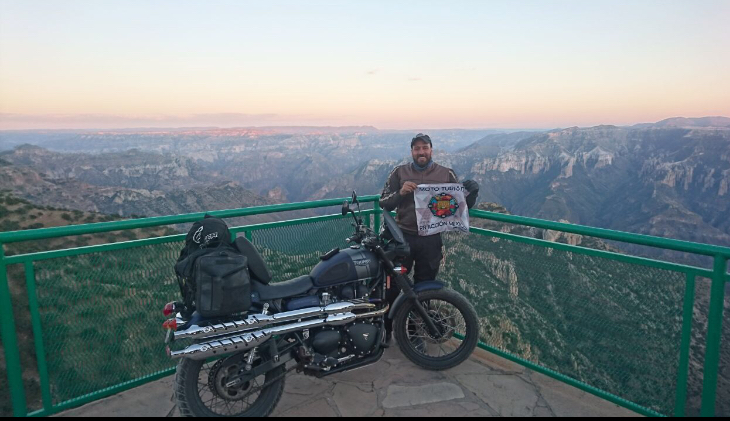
[174,352,286,417]
[393,288,480,371]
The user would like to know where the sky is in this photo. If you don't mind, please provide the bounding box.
[1,0,729,130]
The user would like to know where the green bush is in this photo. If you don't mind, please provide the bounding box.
[0,365,10,417]
[0,220,20,231]
[120,231,138,240]
[163,228,179,236]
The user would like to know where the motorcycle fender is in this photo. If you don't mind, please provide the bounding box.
[388,281,446,320]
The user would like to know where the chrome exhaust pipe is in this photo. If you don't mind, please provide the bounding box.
[354,304,389,320]
[170,312,357,361]
[174,301,375,341]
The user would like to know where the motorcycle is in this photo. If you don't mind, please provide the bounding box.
[162,192,480,417]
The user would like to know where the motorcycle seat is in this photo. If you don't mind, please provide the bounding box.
[251,275,314,300]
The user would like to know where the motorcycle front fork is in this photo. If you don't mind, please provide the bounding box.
[394,274,442,338]
[375,246,442,338]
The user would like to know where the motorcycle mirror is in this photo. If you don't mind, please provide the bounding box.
[342,201,350,216]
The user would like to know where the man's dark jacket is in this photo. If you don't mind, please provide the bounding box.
[379,163,460,235]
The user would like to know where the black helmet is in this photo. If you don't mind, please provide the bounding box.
[411,133,432,148]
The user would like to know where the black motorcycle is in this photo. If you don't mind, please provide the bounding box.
[163,193,480,417]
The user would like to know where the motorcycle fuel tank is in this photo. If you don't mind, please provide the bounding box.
[310,247,379,287]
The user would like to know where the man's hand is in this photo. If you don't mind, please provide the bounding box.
[463,179,480,209]
[400,181,418,196]
[463,180,479,194]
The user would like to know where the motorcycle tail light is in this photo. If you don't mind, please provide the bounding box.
[162,318,178,331]
[163,302,183,317]
[163,302,175,317]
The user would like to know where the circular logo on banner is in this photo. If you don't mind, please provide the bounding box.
[428,193,459,218]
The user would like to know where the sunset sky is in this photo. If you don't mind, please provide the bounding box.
[1,0,729,130]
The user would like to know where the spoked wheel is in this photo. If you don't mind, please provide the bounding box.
[393,288,480,371]
[175,351,285,417]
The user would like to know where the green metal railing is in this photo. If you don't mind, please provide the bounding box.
[460,210,730,417]
[0,196,727,417]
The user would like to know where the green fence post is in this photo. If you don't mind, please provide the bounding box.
[700,255,727,417]
[373,201,381,233]
[675,273,696,417]
[25,261,52,414]
[0,245,28,417]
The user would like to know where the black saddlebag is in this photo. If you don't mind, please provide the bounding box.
[194,249,251,318]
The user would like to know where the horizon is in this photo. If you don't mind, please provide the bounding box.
[1,0,729,130]
[0,115,728,133]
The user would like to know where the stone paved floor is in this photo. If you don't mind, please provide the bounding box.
[56,346,641,417]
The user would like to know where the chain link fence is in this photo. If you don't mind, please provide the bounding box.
[715,291,730,416]
[250,217,355,283]
[441,231,686,416]
[1,207,726,416]
[3,214,357,414]
[32,241,182,407]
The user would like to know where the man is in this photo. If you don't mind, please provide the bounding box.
[379,133,479,341]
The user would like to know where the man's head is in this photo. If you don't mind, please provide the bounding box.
[411,133,433,167]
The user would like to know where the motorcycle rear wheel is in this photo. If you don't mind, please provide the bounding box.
[175,353,286,417]
[393,288,480,371]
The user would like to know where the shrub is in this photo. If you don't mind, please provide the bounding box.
[0,220,20,231]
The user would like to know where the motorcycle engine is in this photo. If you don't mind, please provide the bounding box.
[344,322,380,357]
[307,321,381,369]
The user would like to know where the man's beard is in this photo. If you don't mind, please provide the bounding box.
[413,155,433,167]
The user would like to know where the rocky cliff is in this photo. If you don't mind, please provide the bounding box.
[452,126,730,266]
[0,147,278,224]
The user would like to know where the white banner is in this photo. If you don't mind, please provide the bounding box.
[414,183,470,236]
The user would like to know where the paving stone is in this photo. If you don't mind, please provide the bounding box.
[527,371,642,418]
[456,373,539,417]
[382,382,465,409]
[442,355,497,377]
[282,374,332,397]
[383,401,494,418]
[271,374,333,415]
[533,406,555,417]
[456,401,486,412]
[332,382,379,417]
[274,398,338,418]
[383,406,440,418]
[54,352,641,418]
[468,347,526,374]
[55,376,176,418]
[373,350,449,390]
